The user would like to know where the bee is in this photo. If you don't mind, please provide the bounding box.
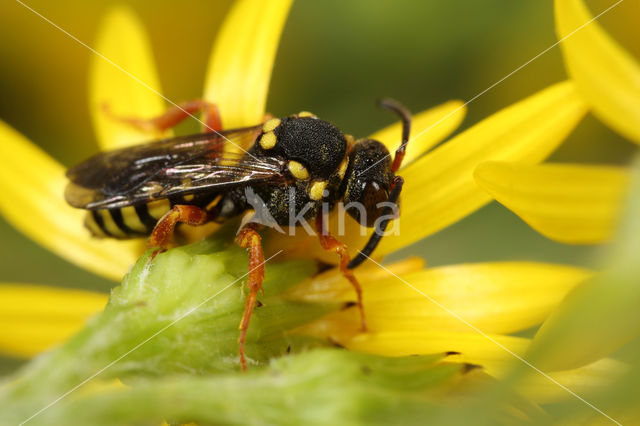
[65,99,411,370]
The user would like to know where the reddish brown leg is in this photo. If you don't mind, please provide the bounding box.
[148,205,209,250]
[391,148,406,174]
[315,213,367,331]
[235,224,265,371]
[103,99,222,133]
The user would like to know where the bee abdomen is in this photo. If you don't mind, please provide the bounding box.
[84,199,172,239]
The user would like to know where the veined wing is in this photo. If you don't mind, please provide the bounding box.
[65,126,287,209]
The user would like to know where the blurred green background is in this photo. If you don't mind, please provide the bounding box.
[0,0,636,372]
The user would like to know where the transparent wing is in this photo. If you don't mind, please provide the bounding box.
[65,126,287,210]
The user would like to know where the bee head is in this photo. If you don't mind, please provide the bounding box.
[345,98,411,269]
[342,139,394,227]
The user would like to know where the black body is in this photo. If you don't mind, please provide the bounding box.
[66,102,411,269]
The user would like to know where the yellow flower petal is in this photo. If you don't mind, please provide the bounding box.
[556,0,640,143]
[0,284,107,358]
[344,330,528,378]
[283,256,425,302]
[0,121,142,280]
[269,81,586,263]
[379,81,586,255]
[203,0,293,128]
[370,100,467,167]
[332,331,624,404]
[293,262,590,335]
[526,161,640,372]
[527,271,640,372]
[474,162,630,244]
[90,5,168,150]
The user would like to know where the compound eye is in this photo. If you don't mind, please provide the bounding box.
[359,181,389,227]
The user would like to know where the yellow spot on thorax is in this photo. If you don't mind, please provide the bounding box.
[262,118,281,132]
[288,160,310,180]
[338,158,349,179]
[259,131,277,149]
[297,111,317,118]
[309,180,328,200]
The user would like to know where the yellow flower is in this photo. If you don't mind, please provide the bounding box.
[470,0,640,373]
[469,0,640,397]
[556,0,640,145]
[474,0,640,246]
[464,0,640,409]
[0,0,623,410]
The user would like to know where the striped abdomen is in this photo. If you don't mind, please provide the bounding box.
[84,199,173,239]
[83,192,228,239]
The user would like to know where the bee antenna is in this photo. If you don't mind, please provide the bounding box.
[377,98,411,173]
[347,176,404,269]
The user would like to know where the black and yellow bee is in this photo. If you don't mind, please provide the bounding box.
[65,99,411,370]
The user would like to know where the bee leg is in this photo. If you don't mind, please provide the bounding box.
[102,100,222,134]
[148,205,209,252]
[315,213,367,331]
[235,224,264,371]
